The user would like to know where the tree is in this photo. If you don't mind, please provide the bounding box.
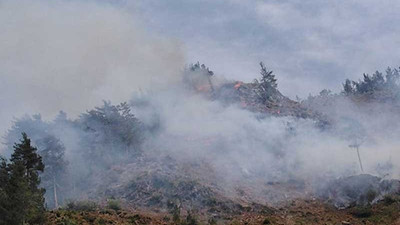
[343,79,355,95]
[0,157,10,224]
[385,67,400,89]
[259,62,277,89]
[4,114,49,158]
[36,135,68,209]
[79,101,143,165]
[6,133,46,225]
[342,67,400,96]
[254,62,278,103]
[4,115,69,209]
[183,62,215,96]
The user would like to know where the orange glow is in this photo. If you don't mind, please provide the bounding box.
[234,82,243,89]
[196,85,211,92]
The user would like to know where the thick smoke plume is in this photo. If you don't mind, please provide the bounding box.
[0,0,184,137]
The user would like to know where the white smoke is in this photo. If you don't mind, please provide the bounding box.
[0,0,184,139]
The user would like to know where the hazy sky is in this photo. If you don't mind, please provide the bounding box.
[123,0,400,97]
[1,0,400,134]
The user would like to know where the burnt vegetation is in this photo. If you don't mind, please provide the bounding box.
[2,62,400,224]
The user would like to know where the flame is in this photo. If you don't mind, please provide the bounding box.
[196,84,211,92]
[234,82,243,90]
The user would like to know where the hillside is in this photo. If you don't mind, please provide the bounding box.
[3,64,400,225]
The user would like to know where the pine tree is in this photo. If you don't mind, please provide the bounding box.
[343,79,355,95]
[259,62,277,89]
[385,67,400,89]
[6,133,46,225]
[254,62,278,103]
[0,157,10,224]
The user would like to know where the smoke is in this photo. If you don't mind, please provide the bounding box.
[127,81,400,205]
[0,0,184,138]
[2,0,400,210]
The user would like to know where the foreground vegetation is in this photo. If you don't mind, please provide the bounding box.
[45,197,400,225]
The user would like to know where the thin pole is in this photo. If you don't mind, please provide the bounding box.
[53,176,59,208]
[356,146,364,173]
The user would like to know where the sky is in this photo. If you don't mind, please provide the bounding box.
[1,0,400,136]
[123,0,400,98]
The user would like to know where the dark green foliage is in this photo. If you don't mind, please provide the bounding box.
[169,202,181,224]
[0,157,10,224]
[79,101,143,165]
[184,212,198,225]
[343,67,400,96]
[4,115,69,209]
[259,62,277,89]
[254,62,278,103]
[262,218,271,224]
[66,200,98,212]
[107,199,121,211]
[343,79,355,95]
[4,102,144,210]
[382,195,397,206]
[1,133,46,225]
[208,218,217,225]
[189,62,214,76]
[350,206,373,218]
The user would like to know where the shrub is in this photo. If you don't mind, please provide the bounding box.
[66,200,98,212]
[383,195,397,205]
[262,218,271,224]
[107,199,121,211]
[350,206,372,218]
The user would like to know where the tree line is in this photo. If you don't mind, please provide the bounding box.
[2,101,144,211]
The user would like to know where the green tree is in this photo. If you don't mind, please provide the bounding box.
[6,133,46,225]
[254,62,278,103]
[0,157,10,224]
[259,62,277,89]
[37,135,68,209]
[79,101,143,166]
[343,79,355,95]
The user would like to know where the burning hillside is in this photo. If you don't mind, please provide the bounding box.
[2,1,400,224]
[2,61,400,224]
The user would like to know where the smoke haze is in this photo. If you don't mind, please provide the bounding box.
[0,0,184,137]
[1,0,400,211]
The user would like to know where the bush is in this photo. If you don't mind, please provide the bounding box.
[66,200,98,212]
[383,195,397,205]
[59,218,77,225]
[107,199,121,211]
[184,212,198,225]
[262,218,271,224]
[350,206,372,218]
